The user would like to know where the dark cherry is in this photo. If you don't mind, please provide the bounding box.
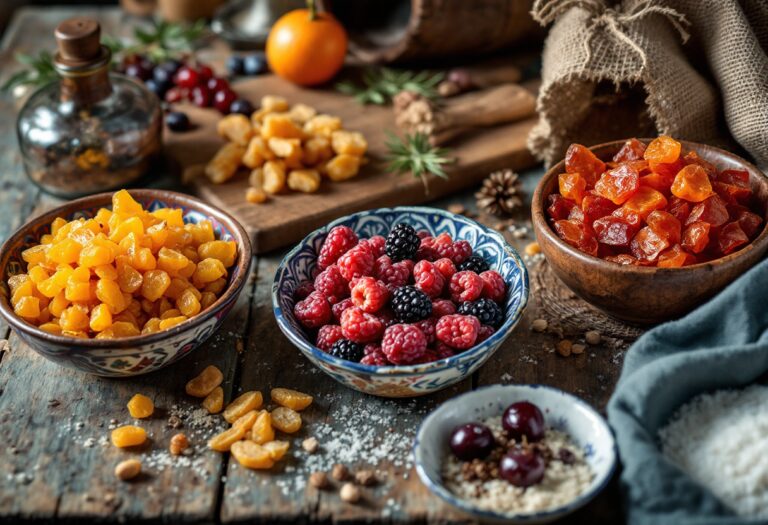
[502,401,545,442]
[174,66,200,89]
[166,111,191,132]
[197,64,214,81]
[206,77,230,93]
[449,423,495,461]
[164,86,188,104]
[499,447,546,487]
[190,85,212,108]
[213,89,237,114]
[152,65,174,85]
[227,55,245,76]
[124,63,151,81]
[229,99,255,116]
[243,53,268,76]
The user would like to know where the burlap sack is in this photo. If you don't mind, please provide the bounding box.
[528,0,768,170]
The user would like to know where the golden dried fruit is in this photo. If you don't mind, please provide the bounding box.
[127,393,154,419]
[115,459,142,481]
[251,410,275,444]
[223,391,263,423]
[208,425,248,452]
[169,433,189,455]
[271,406,302,433]
[271,388,313,411]
[230,440,274,470]
[111,425,147,448]
[263,440,290,461]
[202,386,224,414]
[185,365,223,398]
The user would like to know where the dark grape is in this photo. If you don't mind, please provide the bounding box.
[158,59,182,76]
[125,63,151,81]
[145,78,171,98]
[227,55,245,76]
[166,111,191,132]
[449,423,495,461]
[243,53,268,76]
[152,66,174,85]
[229,99,255,116]
[499,447,545,487]
[502,401,545,442]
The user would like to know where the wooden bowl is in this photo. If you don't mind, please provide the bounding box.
[531,140,768,325]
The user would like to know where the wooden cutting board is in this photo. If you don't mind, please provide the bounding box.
[164,74,538,253]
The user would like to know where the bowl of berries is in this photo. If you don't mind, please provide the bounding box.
[272,207,529,397]
[532,136,768,325]
[413,384,616,524]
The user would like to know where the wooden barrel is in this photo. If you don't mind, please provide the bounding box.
[320,0,541,63]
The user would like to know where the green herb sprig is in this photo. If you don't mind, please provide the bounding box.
[337,68,444,106]
[1,51,56,93]
[385,132,453,193]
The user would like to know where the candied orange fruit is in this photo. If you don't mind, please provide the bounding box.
[111,425,147,448]
[223,391,264,423]
[251,411,275,444]
[127,393,154,419]
[186,365,223,398]
[548,138,763,267]
[230,440,275,470]
[271,406,302,434]
[6,190,237,338]
[270,388,313,411]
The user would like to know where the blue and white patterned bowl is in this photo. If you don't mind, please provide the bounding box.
[0,190,252,377]
[414,384,617,524]
[272,207,529,398]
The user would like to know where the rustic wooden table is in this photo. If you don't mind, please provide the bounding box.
[0,7,637,524]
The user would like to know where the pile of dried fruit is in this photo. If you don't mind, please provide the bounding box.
[292,223,508,365]
[205,95,367,204]
[8,190,236,338]
[547,136,764,266]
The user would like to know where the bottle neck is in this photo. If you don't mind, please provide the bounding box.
[59,65,113,106]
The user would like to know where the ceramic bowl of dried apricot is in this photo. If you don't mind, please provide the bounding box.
[0,189,251,376]
[532,136,768,325]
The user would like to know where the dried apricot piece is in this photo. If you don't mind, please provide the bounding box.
[230,440,275,469]
[668,197,692,224]
[686,195,729,227]
[547,194,578,221]
[208,425,247,452]
[644,135,681,165]
[671,165,714,203]
[593,217,637,247]
[647,211,682,245]
[621,187,668,220]
[594,164,640,205]
[233,410,260,431]
[630,227,670,262]
[558,173,588,205]
[565,144,606,185]
[605,254,641,265]
[553,220,598,256]
[681,221,711,254]
[730,205,763,238]
[202,386,224,414]
[223,391,264,423]
[185,365,223,398]
[263,440,290,461]
[271,388,314,411]
[658,245,696,268]
[613,138,647,162]
[581,194,617,225]
[111,425,147,447]
[717,222,749,255]
[251,410,275,444]
[270,406,302,434]
[127,394,154,419]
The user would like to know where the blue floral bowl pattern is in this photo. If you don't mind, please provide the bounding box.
[414,384,617,524]
[0,190,252,377]
[272,207,529,398]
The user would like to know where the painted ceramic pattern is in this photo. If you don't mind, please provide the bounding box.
[273,207,529,398]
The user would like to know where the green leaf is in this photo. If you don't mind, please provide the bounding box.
[335,67,444,106]
[384,132,453,191]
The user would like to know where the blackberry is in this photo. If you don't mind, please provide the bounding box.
[457,255,490,273]
[329,339,364,362]
[391,286,432,322]
[458,298,504,328]
[385,223,420,262]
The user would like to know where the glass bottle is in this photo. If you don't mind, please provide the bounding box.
[16,18,163,198]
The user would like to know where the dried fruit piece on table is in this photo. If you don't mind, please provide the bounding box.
[646,210,681,245]
[331,130,368,156]
[233,410,260,431]
[681,221,711,254]
[553,220,598,256]
[287,169,321,193]
[223,391,264,423]
[263,440,290,461]
[127,393,154,419]
[613,138,647,162]
[717,221,749,255]
[593,217,637,247]
[565,143,606,185]
[111,425,147,448]
[208,425,248,452]
[186,365,223,398]
[271,406,302,433]
[271,388,313,411]
[325,154,361,182]
[658,245,696,268]
[202,386,224,414]
[205,142,246,184]
[581,194,617,224]
[671,165,714,202]
[243,136,274,168]
[251,410,275,444]
[115,459,142,481]
[630,227,670,262]
[558,173,587,205]
[262,160,287,194]
[231,440,274,469]
[644,135,682,167]
[217,114,254,146]
[621,186,668,220]
[594,164,640,205]
[169,433,189,456]
[686,195,729,227]
[246,187,268,204]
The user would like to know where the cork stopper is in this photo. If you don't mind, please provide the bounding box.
[55,18,102,66]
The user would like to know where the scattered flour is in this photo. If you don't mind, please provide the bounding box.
[659,384,768,518]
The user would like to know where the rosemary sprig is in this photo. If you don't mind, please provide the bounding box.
[385,132,453,193]
[1,51,56,93]
[336,68,444,105]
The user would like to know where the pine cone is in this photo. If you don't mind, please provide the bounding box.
[475,169,523,217]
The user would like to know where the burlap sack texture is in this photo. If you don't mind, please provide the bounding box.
[528,0,768,170]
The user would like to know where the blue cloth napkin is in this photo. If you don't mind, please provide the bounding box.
[606,257,768,525]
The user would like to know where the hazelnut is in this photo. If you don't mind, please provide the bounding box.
[585,330,602,345]
[302,437,319,454]
[331,463,350,481]
[114,459,141,481]
[556,339,573,357]
[169,433,189,456]
[355,469,377,486]
[309,471,329,489]
[339,482,361,503]
[531,319,548,333]
[571,343,586,355]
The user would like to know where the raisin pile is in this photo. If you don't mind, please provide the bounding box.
[292,223,509,365]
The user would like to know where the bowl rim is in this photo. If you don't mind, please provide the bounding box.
[271,206,530,377]
[413,383,618,522]
[0,189,253,348]
[532,138,768,273]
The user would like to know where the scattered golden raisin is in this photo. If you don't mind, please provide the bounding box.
[185,365,223,398]
[271,406,302,434]
[208,425,247,452]
[251,410,275,444]
[111,425,147,448]
[223,391,263,423]
[127,393,154,419]
[271,388,313,411]
[202,386,224,414]
[230,440,274,470]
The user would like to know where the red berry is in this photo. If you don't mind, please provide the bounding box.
[374,255,411,291]
[413,260,445,298]
[190,85,212,107]
[213,89,237,114]
[367,235,386,258]
[174,66,199,88]
[431,299,457,318]
[197,64,214,81]
[361,345,390,366]
[477,324,496,343]
[316,324,343,351]
[376,307,397,327]
[337,245,374,282]
[416,236,437,261]
[412,318,436,344]
[164,86,188,103]
[433,233,472,264]
[433,342,455,360]
[331,297,353,322]
[381,324,428,364]
[294,291,331,329]
[433,258,457,280]
[206,77,229,92]
[318,226,358,270]
[479,270,507,302]
[340,306,383,343]
[350,276,389,313]
[449,271,484,303]
[436,314,480,349]
[313,265,349,305]
[293,281,314,300]
[416,230,430,239]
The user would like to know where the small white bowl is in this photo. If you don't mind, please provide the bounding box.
[413,384,617,524]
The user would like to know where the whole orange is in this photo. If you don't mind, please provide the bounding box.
[266,7,348,86]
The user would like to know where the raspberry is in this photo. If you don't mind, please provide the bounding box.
[313,265,349,304]
[412,318,436,344]
[413,260,445,298]
[374,255,411,291]
[433,233,472,264]
[361,345,390,366]
[477,325,496,343]
[337,245,374,281]
[391,286,432,322]
[364,343,381,355]
[413,349,438,364]
[350,277,389,313]
[458,254,489,273]
[433,342,455,360]
[316,325,343,351]
[293,281,315,300]
[367,235,386,258]
[381,324,428,364]
[431,299,457,318]
[329,339,364,362]
[433,258,457,280]
[480,270,507,302]
[436,314,480,349]
[340,306,384,343]
[416,230,430,239]
[449,271,484,303]
[416,236,437,261]
[318,226,358,270]
[376,307,397,327]
[294,291,331,329]
[331,297,353,322]
[458,298,504,328]
[385,223,420,261]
